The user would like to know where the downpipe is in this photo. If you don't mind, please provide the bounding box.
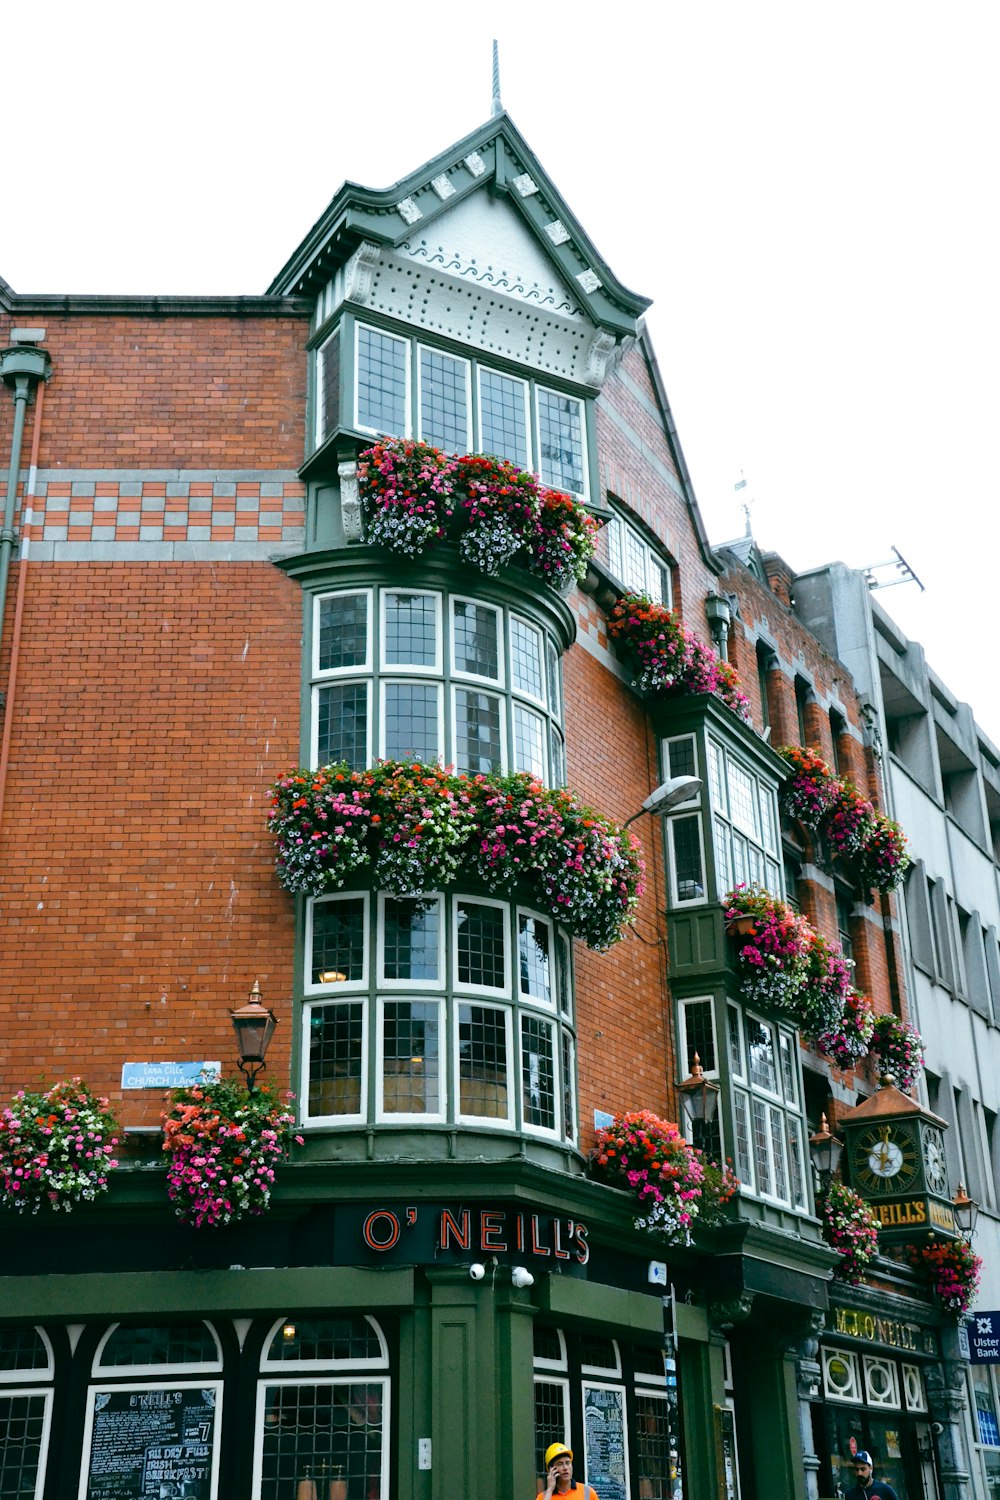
[0,343,50,663]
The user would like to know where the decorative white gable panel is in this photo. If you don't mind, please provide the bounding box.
[400,193,585,319]
[310,197,625,387]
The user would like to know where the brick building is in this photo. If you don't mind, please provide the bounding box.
[0,111,974,1500]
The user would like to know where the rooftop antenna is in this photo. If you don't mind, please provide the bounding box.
[862,545,926,593]
[491,39,503,118]
[734,471,753,536]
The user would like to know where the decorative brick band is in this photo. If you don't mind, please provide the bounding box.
[17,471,306,552]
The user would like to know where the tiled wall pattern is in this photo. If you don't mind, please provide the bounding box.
[19,471,306,554]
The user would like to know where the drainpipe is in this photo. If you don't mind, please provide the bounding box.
[0,339,50,665]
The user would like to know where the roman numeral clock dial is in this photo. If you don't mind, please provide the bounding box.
[852,1124,919,1193]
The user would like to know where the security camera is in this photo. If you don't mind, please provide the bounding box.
[512,1266,535,1289]
[931,1422,944,1437]
[469,1263,486,1281]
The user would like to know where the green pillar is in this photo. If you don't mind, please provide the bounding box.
[732,1328,807,1500]
[423,1266,534,1500]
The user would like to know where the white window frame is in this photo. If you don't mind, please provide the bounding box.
[561,1032,578,1145]
[476,365,531,471]
[355,321,411,437]
[665,811,708,907]
[416,343,473,452]
[822,1348,863,1404]
[902,1363,928,1413]
[731,1086,756,1193]
[92,1322,222,1377]
[509,613,547,707]
[452,895,511,997]
[453,997,515,1128]
[313,589,373,679]
[260,1314,389,1373]
[252,1377,389,1500]
[314,328,338,448]
[517,908,557,1009]
[0,1388,51,1500]
[451,683,508,776]
[376,995,447,1124]
[863,1355,902,1409]
[301,997,368,1127]
[449,595,505,685]
[80,1382,223,1500]
[519,1010,560,1139]
[379,588,443,674]
[661,734,700,799]
[311,678,372,771]
[513,700,548,781]
[581,1339,622,1378]
[0,1328,54,1382]
[533,1329,568,1372]
[604,512,672,606]
[534,384,588,500]
[378,677,444,764]
[678,996,719,1081]
[377,892,445,990]
[305,892,370,995]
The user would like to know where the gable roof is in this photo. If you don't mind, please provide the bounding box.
[267,112,650,338]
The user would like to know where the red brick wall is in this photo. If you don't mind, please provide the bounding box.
[0,314,308,470]
[0,562,302,1124]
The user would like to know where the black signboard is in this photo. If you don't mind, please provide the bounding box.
[583,1383,628,1500]
[84,1384,220,1499]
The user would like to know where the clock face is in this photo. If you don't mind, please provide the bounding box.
[852,1124,919,1193]
[922,1127,948,1194]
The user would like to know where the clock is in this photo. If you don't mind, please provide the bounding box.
[852,1123,919,1193]
[922,1127,948,1195]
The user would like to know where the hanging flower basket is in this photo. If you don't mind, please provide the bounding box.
[162,1078,302,1229]
[356,439,598,590]
[868,1013,925,1092]
[0,1079,121,1214]
[723,884,812,1014]
[607,593,752,723]
[269,762,644,952]
[777,744,911,894]
[776,745,840,829]
[808,987,877,1069]
[818,1180,880,1284]
[909,1239,982,1315]
[590,1109,737,1243]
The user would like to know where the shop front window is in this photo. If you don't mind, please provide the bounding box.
[256,1316,389,1500]
[0,1326,53,1500]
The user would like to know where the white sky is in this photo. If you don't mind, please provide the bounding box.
[4,1,998,740]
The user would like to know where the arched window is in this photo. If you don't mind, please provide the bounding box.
[82,1323,223,1498]
[0,1325,54,1500]
[256,1316,390,1500]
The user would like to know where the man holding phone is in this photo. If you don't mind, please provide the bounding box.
[538,1443,598,1500]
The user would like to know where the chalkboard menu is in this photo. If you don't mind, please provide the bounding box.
[583,1383,628,1500]
[83,1383,221,1499]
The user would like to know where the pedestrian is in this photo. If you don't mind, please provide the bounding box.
[538,1443,598,1500]
[845,1450,898,1500]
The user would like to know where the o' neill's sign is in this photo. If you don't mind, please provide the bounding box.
[335,1202,590,1268]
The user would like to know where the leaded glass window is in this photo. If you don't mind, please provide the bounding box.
[308,1004,365,1118]
[380,897,441,984]
[382,592,438,669]
[537,388,585,496]
[380,1001,442,1117]
[456,899,508,992]
[357,325,407,435]
[316,682,369,768]
[382,681,441,761]
[458,1003,510,1120]
[309,897,367,988]
[318,592,369,673]
[419,347,469,451]
[479,369,529,469]
[521,1015,557,1132]
[519,913,553,1005]
[454,688,503,774]
[452,600,501,680]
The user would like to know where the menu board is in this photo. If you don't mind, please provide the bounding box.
[82,1384,220,1500]
[583,1383,628,1500]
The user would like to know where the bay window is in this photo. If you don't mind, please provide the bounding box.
[311,586,565,785]
[303,892,576,1143]
[313,318,593,500]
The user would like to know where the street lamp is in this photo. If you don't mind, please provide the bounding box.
[808,1113,844,1186]
[623,775,703,828]
[953,1182,979,1238]
[678,1054,720,1129]
[230,980,279,1093]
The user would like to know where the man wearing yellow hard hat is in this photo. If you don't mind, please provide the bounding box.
[538,1442,599,1500]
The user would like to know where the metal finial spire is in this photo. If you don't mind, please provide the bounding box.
[491,39,503,117]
